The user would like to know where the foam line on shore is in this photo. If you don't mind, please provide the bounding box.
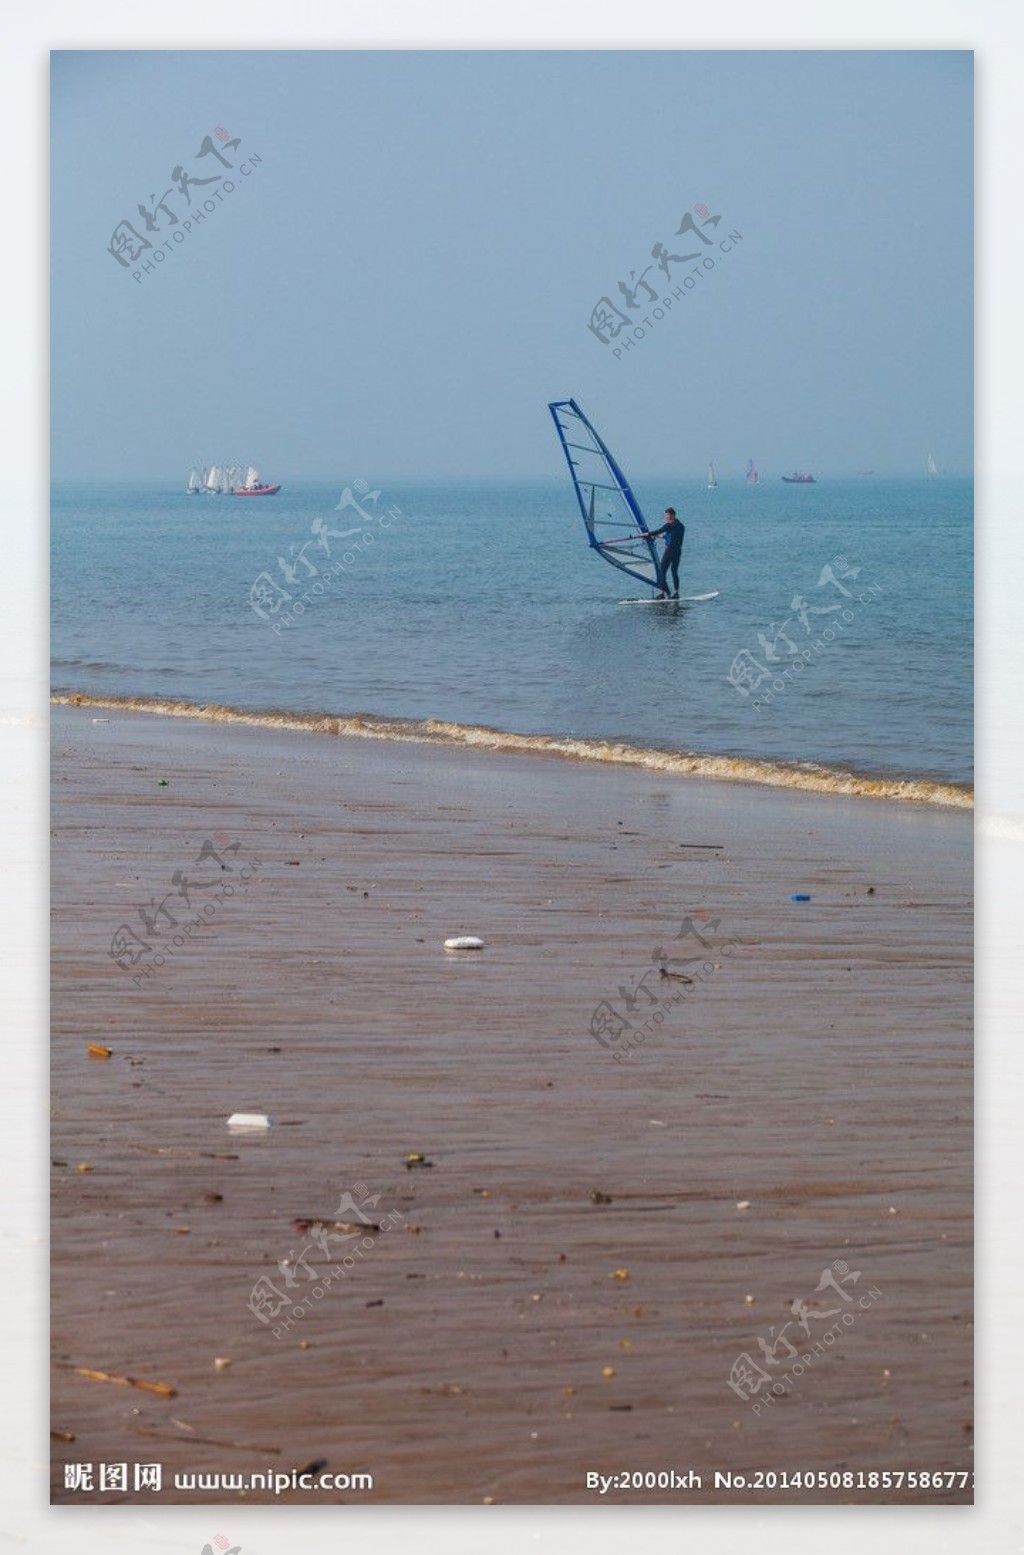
[51,692,973,809]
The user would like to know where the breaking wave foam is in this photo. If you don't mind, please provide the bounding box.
[51,692,973,809]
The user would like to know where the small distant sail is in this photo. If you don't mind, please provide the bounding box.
[244,465,260,491]
[707,462,717,489]
[746,458,759,485]
[205,465,222,492]
[549,400,660,592]
[927,452,939,478]
[187,467,202,493]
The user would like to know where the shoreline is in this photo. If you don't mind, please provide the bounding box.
[50,692,973,810]
[51,705,972,1504]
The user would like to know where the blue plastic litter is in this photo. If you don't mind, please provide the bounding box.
[789,893,811,901]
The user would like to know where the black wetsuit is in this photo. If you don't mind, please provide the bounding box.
[649,519,685,595]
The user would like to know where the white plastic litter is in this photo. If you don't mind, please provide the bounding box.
[227,1112,271,1129]
[443,936,485,951]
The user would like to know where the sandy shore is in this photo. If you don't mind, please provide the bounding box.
[51,706,972,1505]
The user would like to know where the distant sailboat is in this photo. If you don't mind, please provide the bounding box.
[746,458,759,486]
[231,464,282,497]
[189,461,281,495]
[927,452,939,478]
[707,462,717,490]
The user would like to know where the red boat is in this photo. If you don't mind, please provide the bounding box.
[231,465,280,496]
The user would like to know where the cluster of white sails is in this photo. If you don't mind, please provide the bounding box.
[187,464,263,494]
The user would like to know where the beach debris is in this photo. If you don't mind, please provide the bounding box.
[601,1367,616,1379]
[473,1188,491,1197]
[227,1112,271,1130]
[133,1424,283,1453]
[157,779,169,787]
[589,1190,613,1205]
[789,893,811,902]
[51,1429,76,1441]
[91,718,110,724]
[293,1215,381,1238]
[649,1120,666,1127]
[658,967,694,984]
[285,860,301,866]
[735,1200,751,1210]
[298,1340,312,1349]
[444,936,485,951]
[71,1366,177,1399]
[74,1162,93,1173]
[405,1152,434,1169]
[867,886,876,894]
[366,1299,384,1308]
[213,1357,232,1372]
[562,1386,576,1397]
[204,1192,223,1203]
[87,1043,113,1060]
[744,1294,755,1305]
[618,1339,633,1350]
[610,1268,630,1281]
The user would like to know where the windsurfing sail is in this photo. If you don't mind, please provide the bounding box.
[927,452,939,478]
[746,458,759,485]
[548,399,659,591]
[707,462,717,489]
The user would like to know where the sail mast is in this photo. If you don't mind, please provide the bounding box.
[548,399,660,591]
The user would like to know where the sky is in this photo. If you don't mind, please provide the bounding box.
[51,49,973,481]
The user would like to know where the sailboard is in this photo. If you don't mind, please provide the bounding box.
[620,591,720,605]
[548,399,661,592]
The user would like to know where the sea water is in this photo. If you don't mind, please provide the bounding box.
[51,476,972,802]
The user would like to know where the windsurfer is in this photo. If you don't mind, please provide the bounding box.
[646,508,685,598]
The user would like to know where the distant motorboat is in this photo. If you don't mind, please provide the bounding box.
[781,471,816,484]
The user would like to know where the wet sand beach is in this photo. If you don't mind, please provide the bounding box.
[51,705,972,1505]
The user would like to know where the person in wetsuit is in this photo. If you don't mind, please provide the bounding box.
[647,507,685,598]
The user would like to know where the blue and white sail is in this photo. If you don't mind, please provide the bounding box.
[548,399,659,590]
